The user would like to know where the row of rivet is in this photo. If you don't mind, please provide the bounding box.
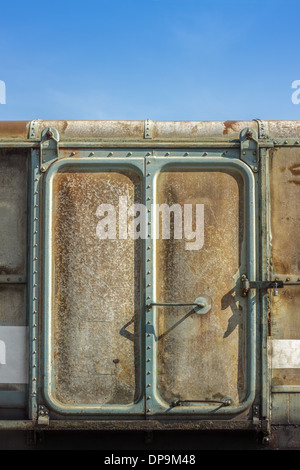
[67,151,220,158]
[31,154,40,417]
[145,153,153,413]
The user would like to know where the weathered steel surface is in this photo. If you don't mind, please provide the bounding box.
[1,119,300,447]
[269,146,300,422]
[0,121,30,140]
[156,169,246,405]
[0,286,25,326]
[51,169,142,405]
[0,151,27,276]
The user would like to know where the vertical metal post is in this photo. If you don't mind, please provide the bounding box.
[28,149,40,420]
[144,151,155,416]
[260,147,272,423]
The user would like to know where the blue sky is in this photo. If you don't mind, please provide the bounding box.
[0,0,299,121]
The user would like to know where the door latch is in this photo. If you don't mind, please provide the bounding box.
[241,275,300,296]
[147,296,212,314]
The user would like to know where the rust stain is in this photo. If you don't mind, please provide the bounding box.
[223,120,238,135]
[156,169,245,405]
[0,121,30,139]
[52,169,142,406]
[289,164,300,176]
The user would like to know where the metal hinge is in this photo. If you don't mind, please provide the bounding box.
[40,127,60,172]
[240,127,259,172]
[241,274,300,296]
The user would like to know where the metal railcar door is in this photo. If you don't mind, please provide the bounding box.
[42,150,256,418]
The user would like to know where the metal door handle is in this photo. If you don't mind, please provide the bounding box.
[147,296,211,314]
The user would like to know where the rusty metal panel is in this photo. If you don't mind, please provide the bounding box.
[0,150,28,408]
[269,147,300,423]
[0,151,27,276]
[156,169,246,406]
[270,148,300,382]
[43,160,144,413]
[0,286,25,326]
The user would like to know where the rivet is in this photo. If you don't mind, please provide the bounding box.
[70,152,76,156]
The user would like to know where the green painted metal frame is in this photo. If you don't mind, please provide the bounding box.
[41,151,256,417]
[145,154,256,416]
[42,157,145,415]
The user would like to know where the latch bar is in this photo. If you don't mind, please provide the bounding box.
[147,302,205,309]
[242,275,300,296]
[147,296,211,314]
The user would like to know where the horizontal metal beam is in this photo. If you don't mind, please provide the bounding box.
[0,419,262,432]
[0,275,26,284]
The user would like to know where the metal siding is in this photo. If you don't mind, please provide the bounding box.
[156,169,246,405]
[269,147,300,422]
[49,168,143,408]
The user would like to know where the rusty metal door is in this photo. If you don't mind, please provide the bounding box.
[145,154,256,416]
[43,158,144,415]
[42,151,256,417]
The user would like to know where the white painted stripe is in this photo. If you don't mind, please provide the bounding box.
[271,339,300,369]
[0,327,28,383]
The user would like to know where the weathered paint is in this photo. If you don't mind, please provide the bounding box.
[156,169,246,405]
[0,119,300,449]
[51,169,142,406]
[0,151,27,275]
[269,146,300,425]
